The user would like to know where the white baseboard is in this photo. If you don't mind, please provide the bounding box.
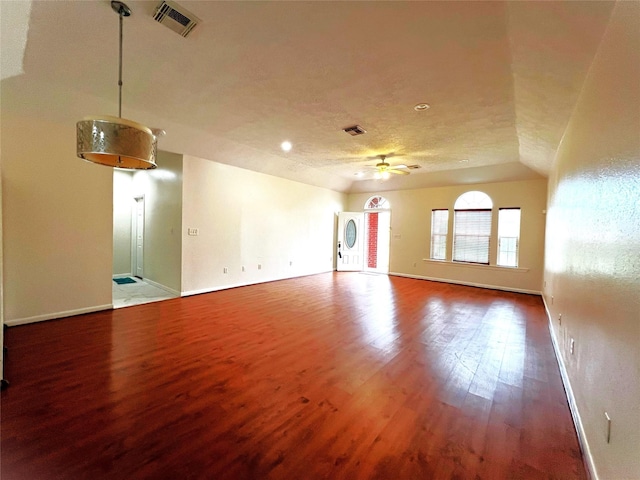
[142,278,180,297]
[181,269,334,297]
[542,296,598,480]
[388,272,541,295]
[112,273,132,278]
[5,304,113,327]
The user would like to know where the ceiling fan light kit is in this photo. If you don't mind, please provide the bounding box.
[76,1,158,170]
[367,154,410,180]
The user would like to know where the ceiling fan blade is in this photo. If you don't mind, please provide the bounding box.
[393,164,408,169]
[388,169,410,175]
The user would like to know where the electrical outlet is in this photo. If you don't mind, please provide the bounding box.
[187,227,199,236]
[289,261,293,266]
[258,264,262,270]
[605,412,611,443]
[570,338,575,355]
[559,313,562,326]
[242,266,245,272]
[223,267,228,274]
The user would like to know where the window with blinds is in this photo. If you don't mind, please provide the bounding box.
[430,209,449,260]
[498,208,521,267]
[453,209,492,264]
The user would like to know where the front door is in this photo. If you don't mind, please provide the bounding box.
[337,212,364,272]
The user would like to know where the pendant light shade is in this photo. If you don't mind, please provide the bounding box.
[77,1,158,170]
[77,116,157,169]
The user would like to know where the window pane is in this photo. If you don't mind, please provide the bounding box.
[453,209,491,264]
[430,210,449,260]
[497,208,521,267]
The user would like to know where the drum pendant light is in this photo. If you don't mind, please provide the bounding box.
[76,1,157,169]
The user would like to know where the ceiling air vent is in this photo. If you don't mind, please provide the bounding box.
[407,165,421,170]
[343,125,366,136]
[153,1,200,38]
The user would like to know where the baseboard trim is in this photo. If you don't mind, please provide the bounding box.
[112,273,133,279]
[388,272,541,296]
[182,270,334,297]
[5,304,114,327]
[143,278,180,297]
[542,296,598,480]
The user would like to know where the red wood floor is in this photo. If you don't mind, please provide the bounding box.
[1,273,586,479]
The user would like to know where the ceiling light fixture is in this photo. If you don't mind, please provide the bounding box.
[76,1,158,169]
[414,103,430,112]
[281,141,292,152]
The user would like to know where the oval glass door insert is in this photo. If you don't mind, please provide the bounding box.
[345,219,357,248]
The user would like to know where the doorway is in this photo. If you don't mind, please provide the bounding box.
[132,196,144,278]
[364,196,391,274]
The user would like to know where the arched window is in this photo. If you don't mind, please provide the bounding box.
[453,191,493,264]
[454,191,492,210]
[364,195,390,210]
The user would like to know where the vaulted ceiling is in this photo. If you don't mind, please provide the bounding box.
[1,1,615,192]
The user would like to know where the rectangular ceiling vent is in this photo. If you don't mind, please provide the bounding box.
[343,125,366,136]
[153,1,200,38]
[407,165,421,170]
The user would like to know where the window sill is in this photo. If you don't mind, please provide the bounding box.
[422,259,529,273]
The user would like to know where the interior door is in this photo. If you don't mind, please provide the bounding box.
[337,212,364,271]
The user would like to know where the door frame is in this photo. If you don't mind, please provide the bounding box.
[364,209,391,274]
[131,195,145,279]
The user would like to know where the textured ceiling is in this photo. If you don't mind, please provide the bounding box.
[3,1,615,192]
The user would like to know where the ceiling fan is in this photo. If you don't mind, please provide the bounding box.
[367,154,410,179]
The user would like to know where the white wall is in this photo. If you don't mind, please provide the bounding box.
[1,84,114,325]
[543,2,640,478]
[181,155,346,295]
[131,151,183,293]
[348,178,547,294]
[113,170,133,276]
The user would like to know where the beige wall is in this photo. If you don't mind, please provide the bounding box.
[131,151,183,293]
[0,159,4,379]
[348,178,547,294]
[113,170,133,276]
[1,100,113,325]
[181,155,345,295]
[543,2,640,478]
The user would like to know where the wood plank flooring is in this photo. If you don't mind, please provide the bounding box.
[1,273,586,479]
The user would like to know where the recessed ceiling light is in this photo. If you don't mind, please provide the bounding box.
[281,141,292,152]
[414,103,430,111]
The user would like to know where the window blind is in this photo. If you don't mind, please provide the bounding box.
[453,209,491,264]
[430,209,449,260]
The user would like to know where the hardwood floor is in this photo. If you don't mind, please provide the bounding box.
[1,273,586,479]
